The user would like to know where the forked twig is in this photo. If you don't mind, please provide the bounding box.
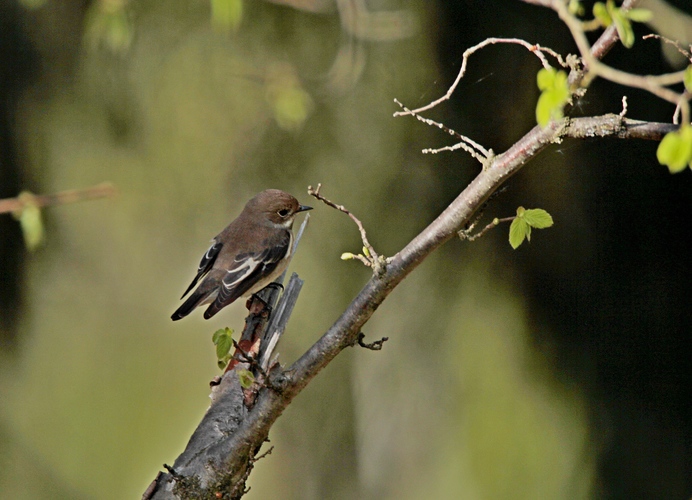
[308,183,387,275]
[393,99,491,165]
[393,37,568,118]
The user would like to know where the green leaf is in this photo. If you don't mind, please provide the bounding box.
[12,192,44,252]
[684,65,692,94]
[537,67,556,91]
[614,17,635,48]
[237,369,255,389]
[212,328,225,344]
[510,206,554,248]
[509,218,529,249]
[568,0,584,16]
[609,2,635,48]
[536,93,554,127]
[593,2,611,26]
[212,327,234,359]
[216,335,232,360]
[19,204,44,251]
[522,208,554,229]
[536,68,570,127]
[656,127,692,173]
[625,8,652,23]
[212,327,233,344]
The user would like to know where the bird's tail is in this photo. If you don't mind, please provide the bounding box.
[171,287,213,321]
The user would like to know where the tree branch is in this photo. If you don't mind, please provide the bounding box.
[0,182,117,215]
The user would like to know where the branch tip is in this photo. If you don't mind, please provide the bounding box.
[308,184,386,275]
[356,332,389,350]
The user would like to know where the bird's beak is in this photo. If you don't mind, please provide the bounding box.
[297,205,313,213]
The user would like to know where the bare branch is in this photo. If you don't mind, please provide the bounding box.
[460,216,515,242]
[0,182,117,215]
[393,98,491,164]
[393,37,568,117]
[643,34,692,62]
[308,183,386,275]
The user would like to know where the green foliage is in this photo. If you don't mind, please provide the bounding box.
[536,67,570,127]
[509,207,554,249]
[624,7,654,23]
[656,126,692,173]
[237,369,255,389]
[568,0,584,16]
[212,327,234,369]
[592,1,652,48]
[211,0,243,33]
[12,192,44,252]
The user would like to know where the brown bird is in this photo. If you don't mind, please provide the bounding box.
[172,189,312,320]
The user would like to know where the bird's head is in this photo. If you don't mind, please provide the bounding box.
[247,189,312,228]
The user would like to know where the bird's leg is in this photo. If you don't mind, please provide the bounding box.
[264,282,284,293]
[245,282,284,311]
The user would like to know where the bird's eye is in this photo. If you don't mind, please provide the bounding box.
[277,208,290,217]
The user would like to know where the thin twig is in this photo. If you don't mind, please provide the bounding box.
[393,38,568,117]
[251,446,274,463]
[460,216,515,241]
[393,98,490,165]
[231,339,271,384]
[620,96,628,118]
[355,332,388,350]
[308,184,386,276]
[643,34,692,62]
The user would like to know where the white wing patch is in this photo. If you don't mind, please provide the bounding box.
[222,255,263,290]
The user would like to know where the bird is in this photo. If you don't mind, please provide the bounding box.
[172,189,312,321]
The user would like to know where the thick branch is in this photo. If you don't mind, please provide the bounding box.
[565,115,677,140]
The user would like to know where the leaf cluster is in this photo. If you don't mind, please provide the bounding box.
[536,68,570,127]
[657,67,692,174]
[509,207,554,249]
[212,327,234,370]
[592,0,652,48]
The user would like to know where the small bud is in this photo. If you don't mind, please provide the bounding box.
[341,252,355,260]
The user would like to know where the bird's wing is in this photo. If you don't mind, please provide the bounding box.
[203,231,291,319]
[180,239,222,299]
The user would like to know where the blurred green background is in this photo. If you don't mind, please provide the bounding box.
[1,1,690,499]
